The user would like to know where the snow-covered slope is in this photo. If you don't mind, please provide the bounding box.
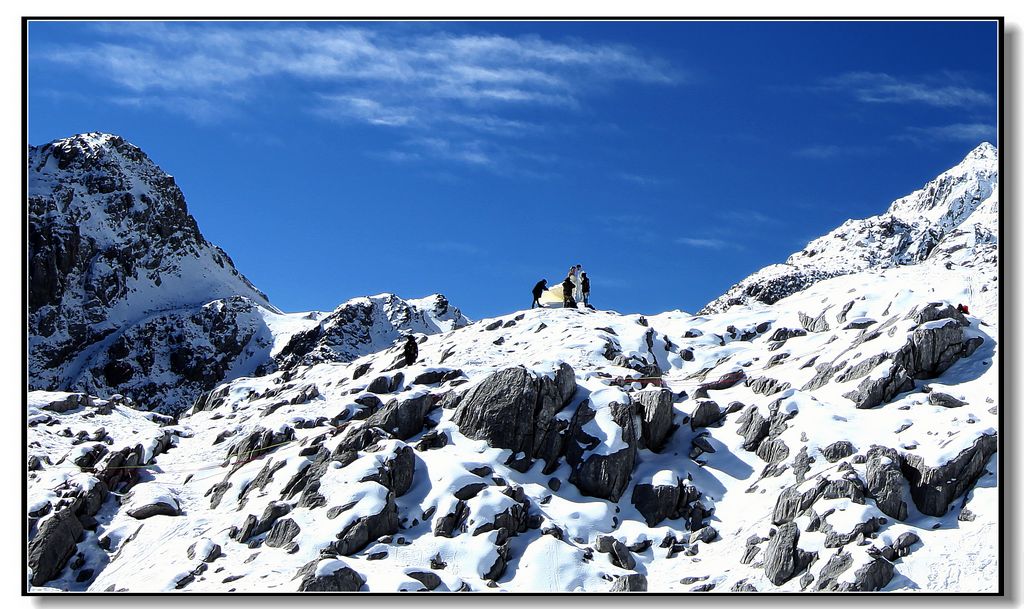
[28,133,468,414]
[26,142,999,593]
[701,143,998,314]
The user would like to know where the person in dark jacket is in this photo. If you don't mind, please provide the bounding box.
[532,279,548,309]
[403,335,419,367]
[581,272,590,306]
[561,275,576,308]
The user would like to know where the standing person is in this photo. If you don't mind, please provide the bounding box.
[574,264,584,302]
[532,279,548,309]
[403,334,419,367]
[581,271,591,306]
[561,274,576,308]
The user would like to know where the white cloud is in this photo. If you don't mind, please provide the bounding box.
[897,123,996,144]
[675,236,739,250]
[821,71,992,108]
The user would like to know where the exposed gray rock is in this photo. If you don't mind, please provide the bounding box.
[451,363,576,472]
[596,535,636,570]
[928,392,967,408]
[633,388,674,450]
[690,400,723,430]
[407,570,442,590]
[609,573,647,591]
[295,559,365,591]
[565,398,637,502]
[901,433,997,516]
[762,522,816,586]
[28,508,83,586]
[266,518,301,548]
[865,447,909,521]
[799,309,832,333]
[821,441,855,463]
[330,492,400,556]
[364,394,437,440]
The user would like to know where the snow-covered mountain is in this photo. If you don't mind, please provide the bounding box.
[701,143,998,314]
[26,142,999,593]
[28,133,468,414]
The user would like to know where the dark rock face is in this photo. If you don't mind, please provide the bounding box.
[28,509,84,586]
[609,573,647,591]
[762,522,816,586]
[28,133,273,413]
[565,398,637,502]
[815,553,894,591]
[821,441,855,463]
[450,364,576,472]
[630,478,701,527]
[127,500,180,520]
[330,492,400,556]
[596,535,636,570]
[901,433,997,516]
[865,446,909,521]
[690,400,723,430]
[364,393,438,440]
[632,388,674,450]
[295,559,365,592]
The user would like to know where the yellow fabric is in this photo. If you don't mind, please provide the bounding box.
[538,283,565,307]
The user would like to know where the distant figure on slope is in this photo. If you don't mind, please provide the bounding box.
[561,274,577,308]
[532,279,548,309]
[403,334,419,367]
[581,271,590,307]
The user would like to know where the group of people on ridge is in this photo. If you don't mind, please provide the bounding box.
[532,264,590,309]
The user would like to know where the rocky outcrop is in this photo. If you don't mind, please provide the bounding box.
[865,447,909,521]
[900,433,997,516]
[630,477,702,527]
[364,393,438,440]
[565,398,637,502]
[632,388,674,450]
[450,364,576,472]
[295,559,365,592]
[762,522,816,586]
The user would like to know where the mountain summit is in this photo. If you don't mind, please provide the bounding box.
[700,143,998,314]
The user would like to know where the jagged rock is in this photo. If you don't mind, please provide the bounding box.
[451,363,576,472]
[689,526,718,544]
[415,429,448,451]
[330,492,400,555]
[747,376,791,396]
[865,447,909,520]
[762,522,815,586]
[731,580,758,592]
[736,405,770,452]
[633,388,674,450]
[28,508,83,586]
[266,518,301,548]
[690,400,723,430]
[412,368,463,386]
[756,438,790,463]
[596,536,636,570]
[295,559,365,591]
[799,309,832,333]
[832,557,894,591]
[821,441,855,463]
[630,478,700,527]
[609,574,647,591]
[364,393,437,440]
[433,500,469,538]
[901,433,997,516]
[565,398,637,502]
[772,479,827,525]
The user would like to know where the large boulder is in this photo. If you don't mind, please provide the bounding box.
[295,559,365,592]
[364,393,437,440]
[865,447,909,521]
[762,522,816,586]
[28,509,83,586]
[564,394,638,502]
[451,364,576,471]
[632,388,674,450]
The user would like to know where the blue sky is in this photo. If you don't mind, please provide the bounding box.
[27,20,999,319]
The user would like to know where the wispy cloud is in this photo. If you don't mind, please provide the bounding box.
[820,71,992,108]
[675,236,742,250]
[895,122,996,144]
[615,172,673,188]
[34,23,679,174]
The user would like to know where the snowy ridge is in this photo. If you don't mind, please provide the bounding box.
[700,143,998,314]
